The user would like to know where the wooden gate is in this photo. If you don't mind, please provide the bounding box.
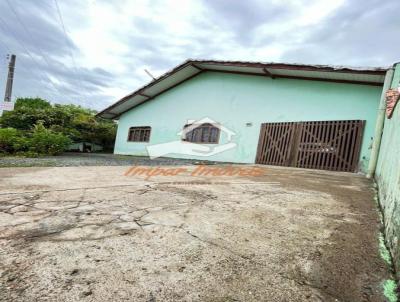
[255,120,365,172]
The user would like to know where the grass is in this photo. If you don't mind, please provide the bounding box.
[383,279,398,302]
[375,187,398,302]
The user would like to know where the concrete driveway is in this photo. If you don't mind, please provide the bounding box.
[0,165,391,301]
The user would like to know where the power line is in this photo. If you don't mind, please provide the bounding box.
[5,0,88,99]
[0,23,12,63]
[0,15,56,96]
[53,0,84,87]
[4,0,61,86]
[0,37,11,54]
[0,17,43,74]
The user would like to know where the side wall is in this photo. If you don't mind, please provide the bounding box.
[115,72,381,172]
[375,63,400,276]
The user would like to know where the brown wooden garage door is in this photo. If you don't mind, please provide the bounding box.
[255,120,365,172]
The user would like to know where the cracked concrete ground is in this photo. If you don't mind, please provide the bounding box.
[0,165,391,301]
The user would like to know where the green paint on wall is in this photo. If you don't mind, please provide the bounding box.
[115,71,381,172]
[375,63,400,278]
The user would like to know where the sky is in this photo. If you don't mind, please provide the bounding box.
[0,0,399,111]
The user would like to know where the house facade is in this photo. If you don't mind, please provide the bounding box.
[98,60,389,173]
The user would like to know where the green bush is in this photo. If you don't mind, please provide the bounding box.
[0,96,116,156]
[15,151,40,158]
[0,97,117,151]
[0,128,28,153]
[28,123,71,155]
[0,123,71,156]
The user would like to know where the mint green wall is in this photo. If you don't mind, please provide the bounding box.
[115,72,381,172]
[375,63,400,277]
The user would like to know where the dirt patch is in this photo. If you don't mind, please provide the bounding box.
[249,168,390,301]
[0,165,392,301]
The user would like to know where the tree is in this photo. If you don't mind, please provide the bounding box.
[29,122,71,155]
[0,128,28,153]
[0,97,116,152]
[0,98,52,130]
[14,97,52,110]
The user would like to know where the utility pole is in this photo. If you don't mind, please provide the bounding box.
[4,54,16,102]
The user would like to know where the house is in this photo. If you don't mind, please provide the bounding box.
[97,60,392,173]
[68,142,104,152]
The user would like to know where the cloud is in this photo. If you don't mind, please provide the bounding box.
[0,0,398,112]
[279,0,400,66]
[203,0,292,44]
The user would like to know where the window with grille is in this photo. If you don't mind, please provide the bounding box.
[127,126,151,142]
[182,123,220,144]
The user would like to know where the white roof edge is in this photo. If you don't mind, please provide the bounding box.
[97,59,388,119]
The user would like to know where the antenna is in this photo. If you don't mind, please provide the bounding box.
[144,69,156,80]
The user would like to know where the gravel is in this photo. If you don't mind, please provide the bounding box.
[0,153,220,167]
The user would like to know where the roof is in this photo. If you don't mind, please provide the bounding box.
[97,59,388,119]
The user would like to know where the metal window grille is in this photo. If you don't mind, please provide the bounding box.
[128,126,151,142]
[183,123,220,143]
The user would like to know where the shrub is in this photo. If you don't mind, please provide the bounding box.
[0,128,28,153]
[15,151,40,158]
[28,123,71,155]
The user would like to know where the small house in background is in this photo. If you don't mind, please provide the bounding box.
[97,59,396,174]
[68,142,103,153]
